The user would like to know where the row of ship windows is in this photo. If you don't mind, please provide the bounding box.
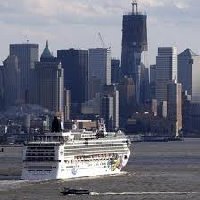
[24,166,55,169]
[74,153,117,159]
[64,153,119,163]
[28,170,52,172]
[64,144,124,149]
[25,157,55,161]
[27,146,55,149]
[64,159,109,164]
[63,147,126,152]
[64,146,127,153]
[64,150,125,155]
[64,145,126,149]
[26,150,55,152]
[26,153,55,156]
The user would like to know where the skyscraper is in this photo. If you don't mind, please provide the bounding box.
[167,81,182,137]
[35,42,64,115]
[102,85,119,130]
[63,89,71,122]
[88,48,111,100]
[150,65,156,99]
[121,0,147,104]
[9,43,39,103]
[140,64,150,104]
[111,58,120,84]
[155,47,177,103]
[178,49,200,103]
[119,76,136,127]
[0,66,4,110]
[101,95,114,131]
[3,55,20,108]
[57,49,88,117]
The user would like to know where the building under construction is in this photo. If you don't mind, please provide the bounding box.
[121,0,148,104]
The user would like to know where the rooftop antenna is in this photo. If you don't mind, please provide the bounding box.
[132,0,138,14]
[46,40,49,48]
[24,35,29,44]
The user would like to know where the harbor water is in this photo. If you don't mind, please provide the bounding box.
[0,139,200,200]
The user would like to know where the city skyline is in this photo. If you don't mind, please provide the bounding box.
[0,0,200,64]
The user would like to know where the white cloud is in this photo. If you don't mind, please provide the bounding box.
[174,1,189,9]
[140,0,166,7]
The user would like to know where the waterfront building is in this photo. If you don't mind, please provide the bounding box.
[3,55,20,108]
[102,85,119,130]
[57,49,88,117]
[151,99,158,116]
[81,93,101,115]
[9,43,39,103]
[121,0,148,104]
[183,102,200,136]
[111,58,120,84]
[161,101,168,118]
[150,65,156,99]
[0,66,4,110]
[140,64,150,104]
[178,49,200,103]
[35,42,64,116]
[101,95,114,131]
[88,48,111,100]
[119,76,136,127]
[155,47,177,104]
[167,81,182,137]
[63,89,71,122]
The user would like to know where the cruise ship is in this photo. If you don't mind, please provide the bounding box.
[21,119,131,180]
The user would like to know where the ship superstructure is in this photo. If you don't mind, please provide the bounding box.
[21,120,130,180]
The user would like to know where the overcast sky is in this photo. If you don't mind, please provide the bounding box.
[0,0,200,65]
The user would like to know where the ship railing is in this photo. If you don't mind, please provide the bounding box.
[25,135,65,144]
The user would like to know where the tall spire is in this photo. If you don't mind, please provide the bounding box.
[41,40,54,60]
[46,40,48,48]
[132,0,138,14]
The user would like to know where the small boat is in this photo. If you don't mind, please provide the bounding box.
[61,187,90,195]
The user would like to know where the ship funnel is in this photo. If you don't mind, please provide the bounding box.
[51,116,62,132]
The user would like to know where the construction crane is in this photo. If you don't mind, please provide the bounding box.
[98,32,106,48]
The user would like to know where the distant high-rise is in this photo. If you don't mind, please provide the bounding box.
[9,43,39,103]
[119,76,136,127]
[35,42,64,115]
[155,47,177,103]
[63,89,71,122]
[140,64,150,104]
[3,55,20,108]
[102,85,119,130]
[178,49,200,103]
[57,49,88,117]
[150,65,156,83]
[111,58,120,84]
[167,81,182,137]
[0,66,4,110]
[150,65,156,99]
[101,95,114,131]
[88,48,111,100]
[121,0,147,103]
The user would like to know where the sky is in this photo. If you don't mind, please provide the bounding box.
[0,0,200,65]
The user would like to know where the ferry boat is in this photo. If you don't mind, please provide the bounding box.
[21,118,131,180]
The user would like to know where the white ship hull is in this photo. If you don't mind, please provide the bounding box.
[21,150,130,180]
[21,128,131,181]
[22,168,120,181]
